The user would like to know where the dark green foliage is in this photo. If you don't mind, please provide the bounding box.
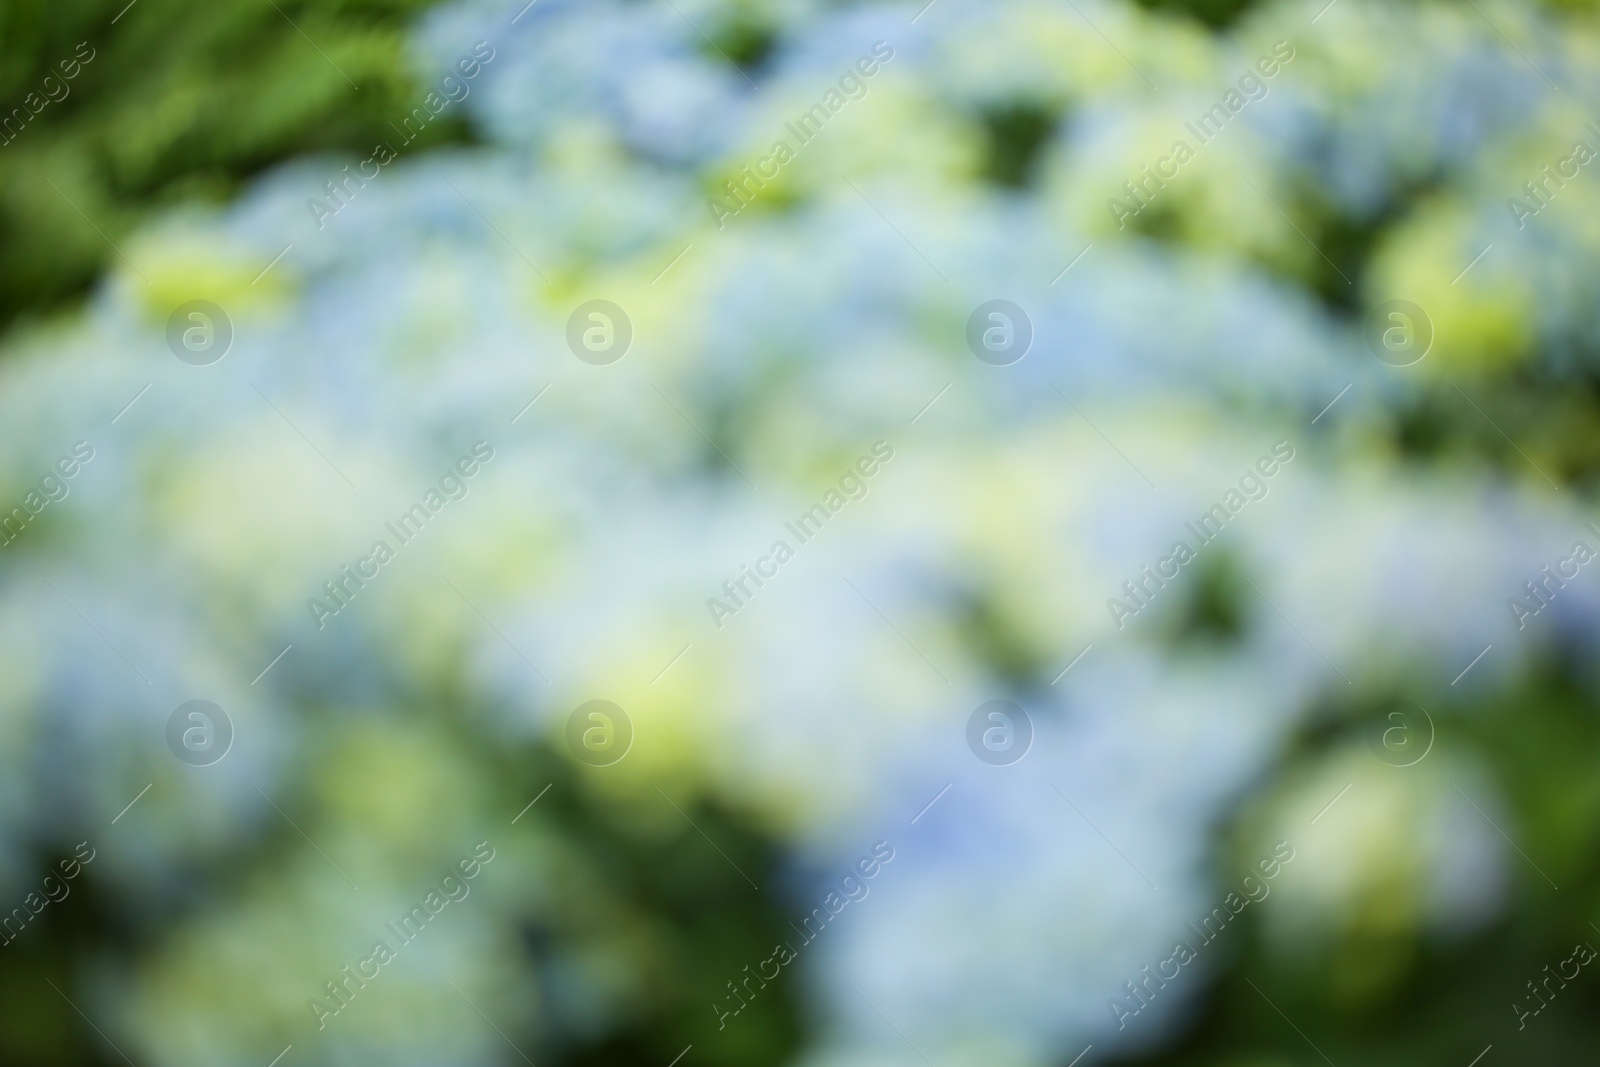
[978,102,1060,190]
[0,0,464,337]
[1130,0,1260,29]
